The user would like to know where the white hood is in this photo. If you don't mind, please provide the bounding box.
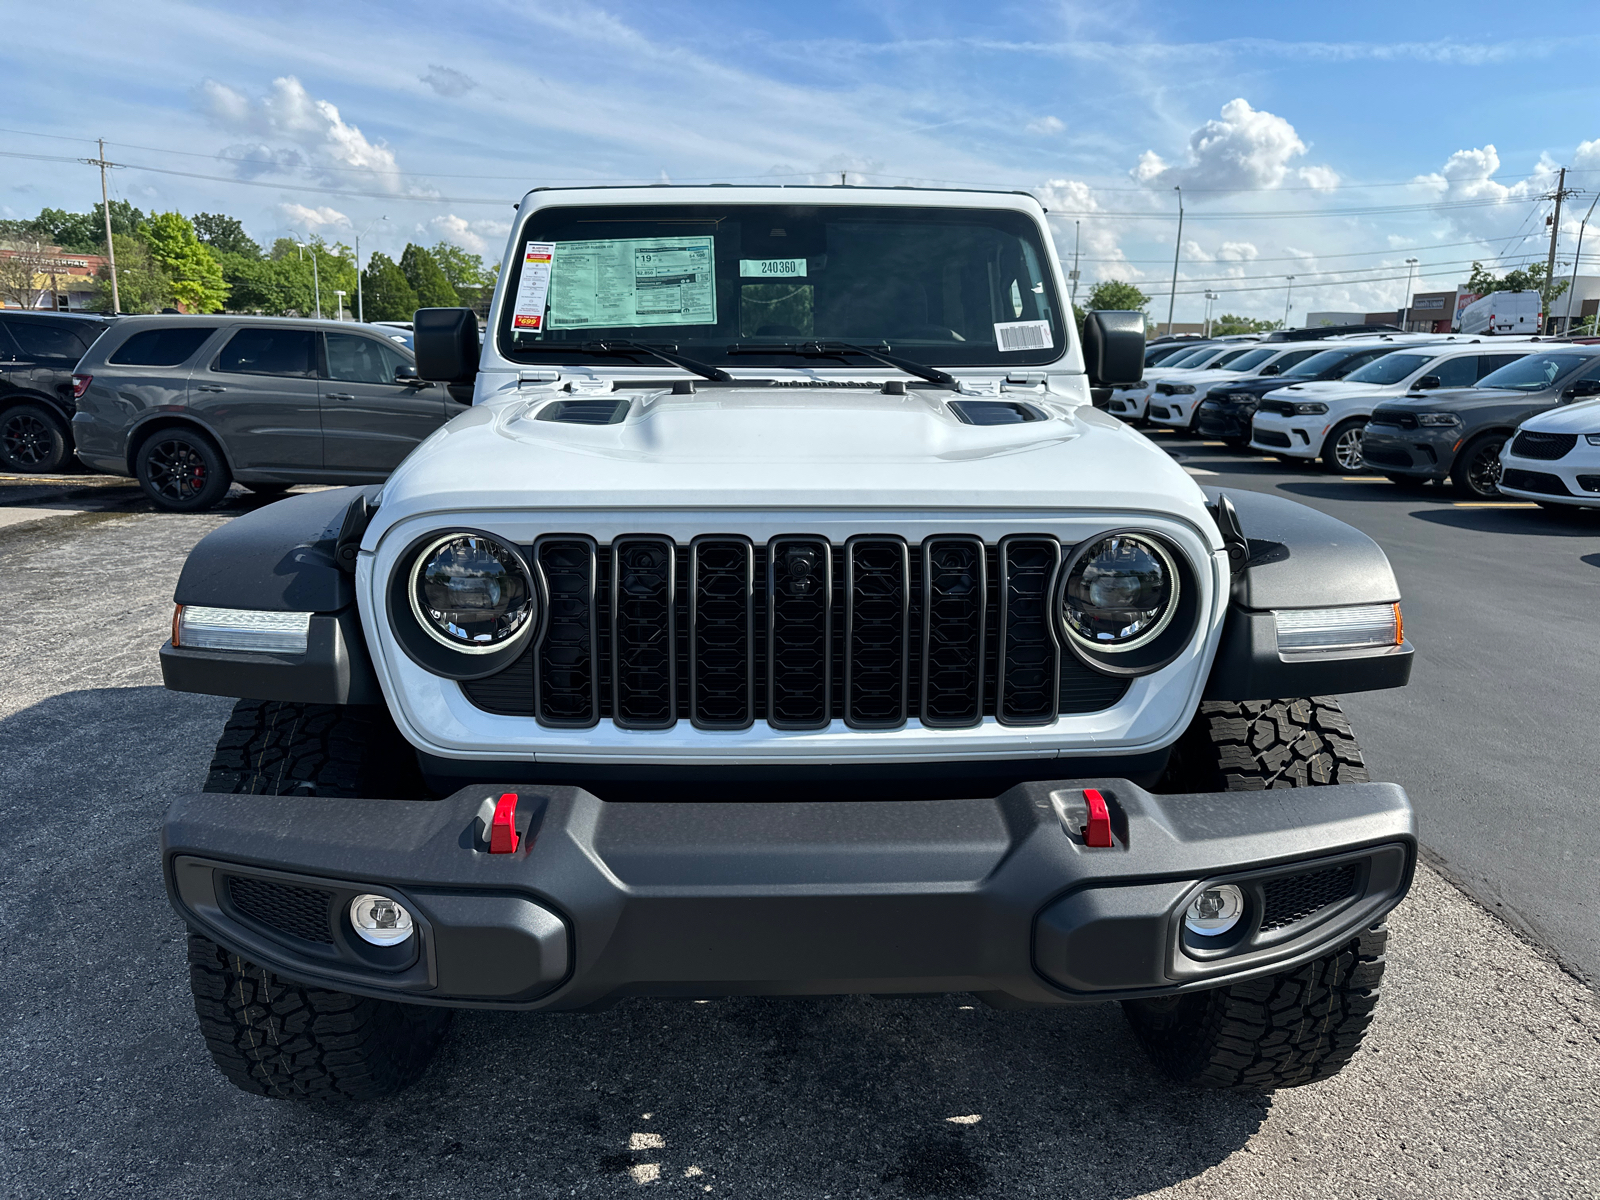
[372,385,1217,534]
[1517,398,1600,434]
[1262,380,1378,402]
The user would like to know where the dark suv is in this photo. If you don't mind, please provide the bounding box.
[1195,341,1405,445]
[72,315,462,511]
[0,310,114,473]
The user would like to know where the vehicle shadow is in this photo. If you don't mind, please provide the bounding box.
[1274,480,1448,503]
[0,686,1267,1200]
[1407,507,1600,536]
[1583,553,1600,570]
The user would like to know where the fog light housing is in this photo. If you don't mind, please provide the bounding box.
[349,894,415,946]
[1184,884,1244,937]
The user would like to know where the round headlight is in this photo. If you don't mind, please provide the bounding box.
[408,533,535,653]
[1061,534,1179,652]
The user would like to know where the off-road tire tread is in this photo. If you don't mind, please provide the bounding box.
[1122,925,1388,1090]
[186,934,450,1100]
[1163,697,1369,792]
[204,698,427,798]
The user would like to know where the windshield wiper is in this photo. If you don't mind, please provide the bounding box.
[516,340,732,382]
[728,340,957,388]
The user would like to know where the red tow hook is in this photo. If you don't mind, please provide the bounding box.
[1081,788,1114,848]
[489,792,520,853]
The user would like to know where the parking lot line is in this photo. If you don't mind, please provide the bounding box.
[1341,476,1386,481]
[1182,466,1218,476]
[1452,502,1538,509]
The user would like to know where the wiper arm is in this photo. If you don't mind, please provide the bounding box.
[728,340,957,388]
[515,340,732,382]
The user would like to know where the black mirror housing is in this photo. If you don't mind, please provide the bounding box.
[1563,378,1600,400]
[1411,375,1442,391]
[414,307,480,383]
[1259,363,1282,376]
[394,363,420,382]
[1081,310,1145,387]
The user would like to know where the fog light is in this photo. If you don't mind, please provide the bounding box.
[349,894,414,946]
[1185,884,1244,937]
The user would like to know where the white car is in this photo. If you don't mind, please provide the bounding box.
[1105,342,1259,423]
[1250,339,1534,470]
[155,184,1419,1103]
[1497,398,1600,509]
[1146,343,1329,432]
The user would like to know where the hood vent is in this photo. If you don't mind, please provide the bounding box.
[536,398,631,426]
[948,400,1045,426]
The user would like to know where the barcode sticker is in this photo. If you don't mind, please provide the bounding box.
[993,320,1053,352]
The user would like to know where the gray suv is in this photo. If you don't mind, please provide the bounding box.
[72,315,463,511]
[1360,346,1600,497]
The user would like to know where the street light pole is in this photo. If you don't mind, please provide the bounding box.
[1565,191,1598,333]
[1283,275,1296,329]
[1402,258,1419,329]
[354,215,387,324]
[1165,186,1183,336]
[292,238,321,319]
[1203,290,1218,337]
[333,290,347,321]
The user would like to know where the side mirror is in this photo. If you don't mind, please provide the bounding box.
[413,307,480,384]
[1561,378,1600,400]
[1081,310,1145,389]
[393,363,425,385]
[1411,375,1442,391]
[1259,363,1282,376]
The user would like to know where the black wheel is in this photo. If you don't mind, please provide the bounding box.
[188,700,444,1100]
[135,427,232,511]
[1384,474,1429,491]
[1321,419,1367,472]
[0,403,71,473]
[1132,699,1383,1090]
[1451,434,1506,498]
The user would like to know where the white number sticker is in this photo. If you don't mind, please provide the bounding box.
[740,259,807,278]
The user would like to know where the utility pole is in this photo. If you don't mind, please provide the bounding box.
[1069,220,1081,308]
[1402,258,1419,329]
[1165,186,1183,336]
[1283,275,1296,329]
[88,138,119,313]
[1543,166,1575,332]
[1566,191,1599,333]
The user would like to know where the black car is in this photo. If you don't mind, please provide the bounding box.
[1194,341,1408,445]
[0,310,114,472]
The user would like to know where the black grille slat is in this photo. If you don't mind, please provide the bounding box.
[459,641,535,714]
[845,537,910,728]
[1260,863,1360,932]
[768,537,832,729]
[535,537,598,727]
[691,537,754,729]
[1254,429,1292,448]
[921,537,985,727]
[611,537,676,728]
[1510,430,1578,461]
[997,537,1061,726]
[1368,410,1417,430]
[227,875,335,944]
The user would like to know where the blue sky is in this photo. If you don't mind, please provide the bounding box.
[5,0,1599,323]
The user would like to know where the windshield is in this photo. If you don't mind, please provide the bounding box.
[1147,343,1198,366]
[1477,352,1592,391]
[1225,348,1277,373]
[1278,348,1346,378]
[1168,347,1223,369]
[1344,352,1434,385]
[497,202,1065,369]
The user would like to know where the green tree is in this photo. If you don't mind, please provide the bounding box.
[1210,313,1280,335]
[361,252,419,321]
[400,243,459,308]
[218,253,309,314]
[1085,280,1150,312]
[89,232,173,313]
[140,211,228,312]
[32,207,104,253]
[193,212,261,259]
[429,241,489,290]
[1465,260,1568,307]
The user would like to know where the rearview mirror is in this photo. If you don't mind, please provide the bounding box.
[1081,310,1145,388]
[1411,375,1442,391]
[1258,363,1282,376]
[413,307,480,383]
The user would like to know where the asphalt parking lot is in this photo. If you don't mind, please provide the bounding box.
[1,464,1597,1199]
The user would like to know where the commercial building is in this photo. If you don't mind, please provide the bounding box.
[0,243,108,311]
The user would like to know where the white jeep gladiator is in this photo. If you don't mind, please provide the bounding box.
[159,185,1415,1101]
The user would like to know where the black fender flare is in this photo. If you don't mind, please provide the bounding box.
[160,486,383,705]
[1200,488,1412,700]
[0,388,73,427]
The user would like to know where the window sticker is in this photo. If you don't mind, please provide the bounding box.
[993,320,1053,353]
[546,236,716,329]
[740,258,807,278]
[510,242,554,330]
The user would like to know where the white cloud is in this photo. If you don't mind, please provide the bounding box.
[1217,241,1259,261]
[197,76,404,191]
[278,203,350,230]
[1297,164,1340,191]
[421,65,478,98]
[1026,115,1065,136]
[426,213,511,257]
[1133,98,1333,193]
[1412,143,1563,248]
[1036,178,1143,283]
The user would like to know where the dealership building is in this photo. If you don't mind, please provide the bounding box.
[0,243,108,311]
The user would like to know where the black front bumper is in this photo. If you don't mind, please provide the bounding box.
[163,779,1414,1011]
[1196,401,1253,440]
[1360,425,1453,479]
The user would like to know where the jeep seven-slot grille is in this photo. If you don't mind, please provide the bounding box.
[461,535,1132,727]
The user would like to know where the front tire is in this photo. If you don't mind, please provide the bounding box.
[1321,419,1367,472]
[136,427,232,511]
[1132,698,1384,1090]
[0,402,71,473]
[188,700,444,1100]
[1451,433,1506,498]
